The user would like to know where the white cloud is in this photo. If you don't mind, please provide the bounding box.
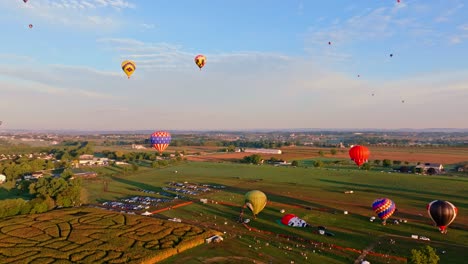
[0,0,135,30]
[435,3,464,23]
[140,23,156,30]
[3,45,467,130]
[0,64,118,99]
[97,38,293,71]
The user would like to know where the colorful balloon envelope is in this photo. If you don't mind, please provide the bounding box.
[150,131,171,153]
[121,60,136,79]
[349,145,370,167]
[281,214,309,227]
[372,198,396,223]
[29,24,33,29]
[427,200,458,234]
[244,190,267,218]
[194,55,206,70]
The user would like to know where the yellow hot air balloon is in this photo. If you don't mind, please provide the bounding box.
[244,190,267,218]
[121,60,136,79]
[194,55,206,70]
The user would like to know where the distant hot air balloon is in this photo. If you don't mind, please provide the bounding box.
[194,55,206,70]
[121,60,136,79]
[357,74,361,78]
[328,41,332,45]
[390,54,394,57]
[150,131,171,153]
[281,214,310,227]
[372,198,396,225]
[24,0,29,3]
[427,200,457,234]
[349,145,370,167]
[29,24,33,29]
[244,190,267,218]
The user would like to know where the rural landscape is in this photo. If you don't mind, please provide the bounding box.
[2,0,468,263]
[0,130,467,263]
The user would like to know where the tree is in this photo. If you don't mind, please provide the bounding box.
[291,160,299,167]
[60,168,74,180]
[242,154,262,165]
[409,245,440,264]
[330,149,337,155]
[382,159,392,167]
[374,160,381,165]
[361,163,371,170]
[313,160,324,168]
[318,151,325,157]
[393,160,402,165]
[131,163,139,172]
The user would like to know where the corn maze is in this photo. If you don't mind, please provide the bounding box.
[0,208,221,264]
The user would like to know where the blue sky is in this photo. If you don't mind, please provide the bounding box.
[0,0,467,130]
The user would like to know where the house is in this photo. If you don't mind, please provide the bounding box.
[79,154,94,160]
[132,144,147,150]
[415,163,444,174]
[0,174,6,184]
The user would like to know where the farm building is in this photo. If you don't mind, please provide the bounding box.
[0,174,6,184]
[244,148,282,154]
[415,163,444,174]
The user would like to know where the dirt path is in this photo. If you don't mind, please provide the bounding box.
[354,236,382,264]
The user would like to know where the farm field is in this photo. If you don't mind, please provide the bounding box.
[184,146,468,164]
[0,207,221,264]
[80,161,468,263]
[94,145,468,164]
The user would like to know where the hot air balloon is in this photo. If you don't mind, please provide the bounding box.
[427,200,457,234]
[150,131,171,153]
[244,190,267,218]
[357,74,361,78]
[349,145,370,167]
[24,0,29,3]
[372,198,396,225]
[194,55,206,70]
[121,60,136,79]
[281,214,309,227]
[29,24,33,29]
[328,41,332,45]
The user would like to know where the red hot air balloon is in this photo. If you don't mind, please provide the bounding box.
[349,145,370,167]
[427,200,458,234]
[150,131,171,154]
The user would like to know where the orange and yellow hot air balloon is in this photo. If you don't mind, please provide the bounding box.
[194,55,206,70]
[121,60,136,79]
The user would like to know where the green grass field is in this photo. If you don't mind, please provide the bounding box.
[79,161,467,264]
